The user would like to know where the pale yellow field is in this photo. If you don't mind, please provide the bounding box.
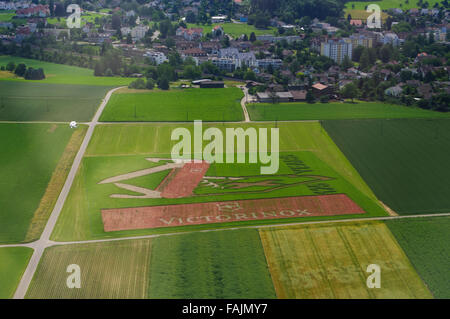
[26,239,152,298]
[259,221,433,299]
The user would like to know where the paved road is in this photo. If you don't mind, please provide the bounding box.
[12,86,125,299]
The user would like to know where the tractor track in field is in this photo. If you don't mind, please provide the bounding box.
[2,85,450,298]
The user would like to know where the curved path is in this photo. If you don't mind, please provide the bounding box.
[12,86,125,299]
[238,85,251,122]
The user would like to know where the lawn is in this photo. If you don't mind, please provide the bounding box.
[0,123,85,243]
[187,22,276,38]
[386,217,450,299]
[259,221,433,298]
[0,81,112,121]
[0,55,133,86]
[247,101,450,121]
[26,239,152,298]
[100,88,244,122]
[148,229,276,298]
[0,12,14,22]
[323,119,450,215]
[51,122,387,242]
[0,247,33,298]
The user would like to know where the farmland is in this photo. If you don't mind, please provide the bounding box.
[323,119,450,215]
[26,239,152,298]
[148,229,276,298]
[386,217,450,299]
[0,247,33,298]
[345,0,442,11]
[100,88,244,122]
[247,101,450,121]
[0,123,85,243]
[50,122,387,242]
[0,55,133,86]
[187,22,276,38]
[259,221,433,298]
[0,81,112,121]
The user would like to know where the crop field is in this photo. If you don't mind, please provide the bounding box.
[0,123,85,243]
[0,81,112,121]
[345,0,442,11]
[259,221,433,299]
[0,247,33,298]
[50,122,387,242]
[247,101,450,121]
[187,22,276,38]
[148,229,276,298]
[26,239,152,298]
[386,217,450,299]
[0,55,133,86]
[100,88,244,122]
[323,119,450,215]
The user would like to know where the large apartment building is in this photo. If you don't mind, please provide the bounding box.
[320,39,353,63]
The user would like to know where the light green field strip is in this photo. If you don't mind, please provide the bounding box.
[247,101,450,121]
[259,221,433,299]
[345,0,442,11]
[26,239,152,298]
[0,247,33,299]
[100,88,244,122]
[0,55,133,86]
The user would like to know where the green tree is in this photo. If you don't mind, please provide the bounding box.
[341,83,359,103]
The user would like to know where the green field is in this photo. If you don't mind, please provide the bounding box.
[26,239,152,298]
[187,22,276,38]
[0,56,132,86]
[247,101,450,121]
[386,217,450,299]
[51,122,387,242]
[0,247,33,298]
[0,81,113,121]
[345,0,442,11]
[0,124,82,243]
[0,12,14,22]
[100,88,244,122]
[148,229,276,298]
[323,119,450,215]
[259,221,433,298]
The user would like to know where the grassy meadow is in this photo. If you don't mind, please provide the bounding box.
[0,247,33,298]
[100,88,244,122]
[259,221,433,298]
[0,123,84,243]
[386,217,450,299]
[323,119,450,215]
[247,101,450,121]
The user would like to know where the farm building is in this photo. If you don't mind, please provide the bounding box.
[199,81,225,88]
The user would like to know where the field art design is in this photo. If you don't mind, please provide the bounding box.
[50,122,387,242]
[259,221,433,299]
